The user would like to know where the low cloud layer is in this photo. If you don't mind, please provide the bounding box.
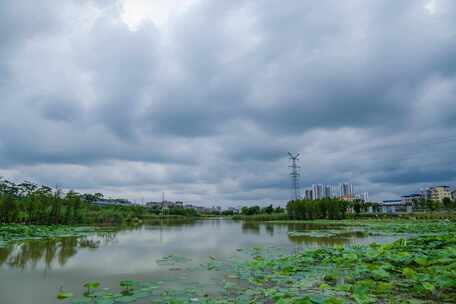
[1,0,456,205]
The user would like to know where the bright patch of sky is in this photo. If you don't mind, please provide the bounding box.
[120,0,196,31]
[425,0,437,15]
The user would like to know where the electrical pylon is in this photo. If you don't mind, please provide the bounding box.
[288,152,301,201]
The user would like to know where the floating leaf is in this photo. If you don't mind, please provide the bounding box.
[57,291,73,300]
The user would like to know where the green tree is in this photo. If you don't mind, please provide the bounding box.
[263,204,274,214]
[427,199,441,211]
[442,197,453,209]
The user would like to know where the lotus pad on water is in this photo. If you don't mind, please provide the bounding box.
[57,220,456,303]
[0,224,99,245]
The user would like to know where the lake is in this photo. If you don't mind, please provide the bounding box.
[0,219,396,304]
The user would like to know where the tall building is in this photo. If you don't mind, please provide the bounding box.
[304,189,313,200]
[305,182,365,201]
[340,183,353,198]
[312,184,324,200]
[331,185,341,198]
[324,185,332,198]
[430,186,451,202]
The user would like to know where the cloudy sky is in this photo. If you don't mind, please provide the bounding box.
[1,0,455,206]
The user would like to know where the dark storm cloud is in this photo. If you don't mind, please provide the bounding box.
[372,168,456,185]
[1,0,456,204]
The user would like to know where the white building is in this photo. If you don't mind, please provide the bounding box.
[340,183,353,198]
[379,200,412,213]
[304,189,313,200]
[312,184,324,200]
[400,193,422,205]
[430,186,451,202]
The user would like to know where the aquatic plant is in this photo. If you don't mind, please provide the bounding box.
[0,224,99,247]
[57,223,456,303]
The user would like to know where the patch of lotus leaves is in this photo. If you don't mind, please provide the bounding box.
[58,220,456,303]
[0,224,102,246]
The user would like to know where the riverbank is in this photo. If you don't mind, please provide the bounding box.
[233,210,456,221]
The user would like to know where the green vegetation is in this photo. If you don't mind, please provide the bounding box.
[231,204,286,220]
[240,204,285,216]
[409,197,456,212]
[234,199,351,221]
[0,179,199,225]
[56,219,456,303]
[0,224,99,247]
[237,196,456,221]
[287,199,350,220]
[236,234,456,303]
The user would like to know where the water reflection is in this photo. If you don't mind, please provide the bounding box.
[0,234,115,270]
[265,223,274,236]
[143,218,201,228]
[237,221,364,246]
[0,220,392,304]
[241,222,261,234]
[0,220,367,271]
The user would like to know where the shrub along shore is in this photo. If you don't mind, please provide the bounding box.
[0,179,201,226]
[233,198,456,221]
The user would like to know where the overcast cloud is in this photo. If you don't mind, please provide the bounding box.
[0,0,455,206]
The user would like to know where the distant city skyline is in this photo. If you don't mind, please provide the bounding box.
[301,183,369,202]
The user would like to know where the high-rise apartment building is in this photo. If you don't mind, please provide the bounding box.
[312,184,324,200]
[340,183,353,198]
[324,185,332,198]
[331,185,341,198]
[304,189,313,200]
[430,186,451,202]
[304,182,365,201]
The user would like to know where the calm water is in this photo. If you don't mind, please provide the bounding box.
[0,219,395,304]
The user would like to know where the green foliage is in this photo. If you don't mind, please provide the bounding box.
[55,219,456,304]
[240,205,261,215]
[234,204,287,220]
[0,224,99,247]
[442,197,454,209]
[56,291,74,300]
[0,178,200,226]
[287,199,349,220]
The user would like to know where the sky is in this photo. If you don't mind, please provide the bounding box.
[0,0,455,206]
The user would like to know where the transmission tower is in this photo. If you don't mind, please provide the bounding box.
[288,152,301,201]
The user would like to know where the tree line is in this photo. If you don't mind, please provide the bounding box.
[0,179,199,225]
[287,199,350,220]
[240,204,285,216]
